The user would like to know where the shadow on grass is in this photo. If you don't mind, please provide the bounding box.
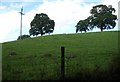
[64,54,120,81]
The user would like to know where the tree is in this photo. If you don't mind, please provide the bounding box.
[29,13,55,36]
[89,4,117,32]
[75,18,90,33]
[43,19,55,35]
[17,35,30,40]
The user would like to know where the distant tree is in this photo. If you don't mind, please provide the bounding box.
[17,35,30,40]
[29,13,55,36]
[75,18,90,33]
[89,4,117,31]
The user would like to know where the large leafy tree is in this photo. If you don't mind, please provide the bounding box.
[89,4,117,31]
[76,19,90,33]
[29,13,55,36]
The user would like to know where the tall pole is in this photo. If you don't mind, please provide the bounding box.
[19,7,24,39]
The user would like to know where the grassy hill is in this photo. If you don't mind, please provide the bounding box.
[2,31,120,80]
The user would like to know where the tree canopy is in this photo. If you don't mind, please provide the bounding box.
[29,13,55,36]
[76,19,90,33]
[90,4,117,31]
[76,4,117,33]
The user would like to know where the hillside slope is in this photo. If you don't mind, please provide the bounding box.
[2,31,120,80]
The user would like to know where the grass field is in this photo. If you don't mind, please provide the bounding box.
[2,31,120,80]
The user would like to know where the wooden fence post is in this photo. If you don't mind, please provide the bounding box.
[61,46,65,80]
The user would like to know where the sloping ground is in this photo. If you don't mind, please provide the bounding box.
[2,31,120,80]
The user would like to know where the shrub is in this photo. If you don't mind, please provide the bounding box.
[17,35,30,40]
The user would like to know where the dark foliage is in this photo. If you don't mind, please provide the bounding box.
[76,19,90,33]
[29,13,55,36]
[90,4,117,32]
[76,4,117,33]
[17,35,30,40]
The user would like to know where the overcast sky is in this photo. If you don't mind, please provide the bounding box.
[0,0,119,43]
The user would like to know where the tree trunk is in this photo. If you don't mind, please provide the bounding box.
[100,28,103,32]
[100,26,104,32]
[41,33,43,36]
[40,28,43,36]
